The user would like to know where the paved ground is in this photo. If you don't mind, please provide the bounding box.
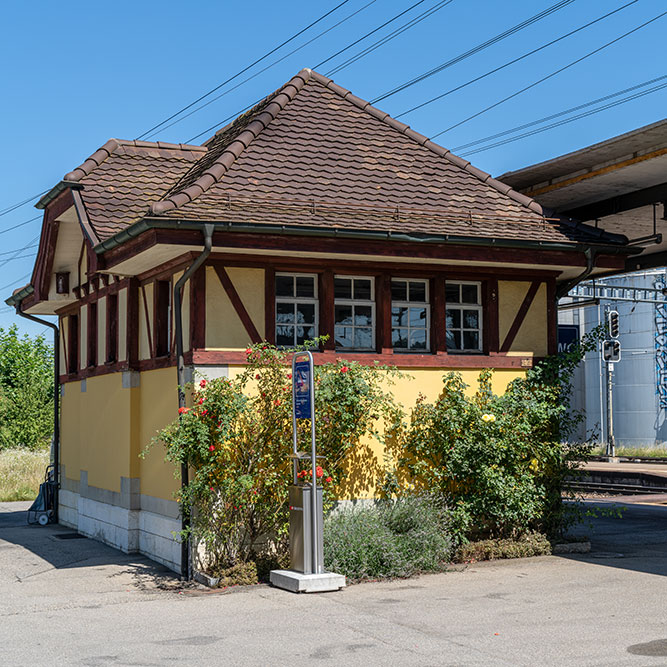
[2,500,667,666]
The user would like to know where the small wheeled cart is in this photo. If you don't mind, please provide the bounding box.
[27,464,57,526]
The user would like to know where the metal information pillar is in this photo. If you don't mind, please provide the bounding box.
[269,351,345,593]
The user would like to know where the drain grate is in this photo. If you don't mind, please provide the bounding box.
[52,532,87,540]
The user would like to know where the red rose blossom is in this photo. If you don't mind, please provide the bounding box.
[325,476,332,483]
[209,445,215,452]
[340,366,349,373]
[199,379,207,388]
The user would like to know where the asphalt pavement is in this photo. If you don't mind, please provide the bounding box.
[1,499,667,666]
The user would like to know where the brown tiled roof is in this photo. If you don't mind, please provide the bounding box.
[65,140,205,241]
[64,69,626,247]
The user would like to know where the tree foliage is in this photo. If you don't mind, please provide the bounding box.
[0,325,54,450]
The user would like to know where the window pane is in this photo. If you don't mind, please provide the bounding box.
[354,305,373,326]
[296,303,315,324]
[295,276,315,298]
[354,279,372,300]
[335,326,354,348]
[392,306,408,327]
[296,326,316,344]
[276,325,294,346]
[463,310,479,329]
[410,329,427,350]
[446,308,460,329]
[335,305,353,325]
[392,328,408,349]
[276,275,293,297]
[463,331,480,350]
[409,307,426,327]
[354,327,373,349]
[334,277,352,299]
[409,281,426,303]
[446,330,461,350]
[462,284,479,304]
[276,302,295,324]
[391,280,407,301]
[445,284,460,304]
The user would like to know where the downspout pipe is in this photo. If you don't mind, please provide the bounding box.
[556,247,598,300]
[15,307,60,524]
[174,223,214,581]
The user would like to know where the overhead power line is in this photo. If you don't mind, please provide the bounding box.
[0,243,38,257]
[453,74,667,153]
[144,0,379,140]
[0,235,40,271]
[136,0,354,140]
[457,78,667,156]
[0,190,48,218]
[432,9,667,139]
[0,272,32,293]
[395,0,639,118]
[372,0,579,104]
[0,215,41,236]
[325,0,455,77]
[315,0,429,69]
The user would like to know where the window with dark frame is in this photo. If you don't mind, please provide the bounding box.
[275,273,318,347]
[107,294,118,364]
[155,280,171,357]
[391,279,429,352]
[87,302,98,367]
[68,313,79,374]
[445,281,483,352]
[334,276,375,351]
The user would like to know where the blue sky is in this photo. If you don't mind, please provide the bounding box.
[1,0,664,336]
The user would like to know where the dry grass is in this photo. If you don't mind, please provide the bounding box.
[0,448,50,502]
[591,445,667,459]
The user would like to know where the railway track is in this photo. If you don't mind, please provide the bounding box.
[589,455,667,465]
[565,480,667,496]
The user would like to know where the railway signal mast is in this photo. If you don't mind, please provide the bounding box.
[604,310,621,457]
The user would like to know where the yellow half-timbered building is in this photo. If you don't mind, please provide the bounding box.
[7,70,635,571]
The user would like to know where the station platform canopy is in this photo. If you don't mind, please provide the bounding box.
[499,119,667,276]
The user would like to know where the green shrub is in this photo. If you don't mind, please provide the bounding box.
[386,329,602,540]
[324,496,455,581]
[150,341,401,574]
[455,532,552,563]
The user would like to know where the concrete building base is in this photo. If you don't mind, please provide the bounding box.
[270,569,346,593]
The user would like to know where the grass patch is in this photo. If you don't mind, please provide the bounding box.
[0,447,50,502]
[454,532,551,563]
[591,445,667,459]
[323,497,455,581]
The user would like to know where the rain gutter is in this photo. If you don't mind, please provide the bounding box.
[94,217,640,257]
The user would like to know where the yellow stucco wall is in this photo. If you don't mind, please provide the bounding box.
[205,267,265,349]
[138,367,180,501]
[498,281,548,357]
[60,380,81,485]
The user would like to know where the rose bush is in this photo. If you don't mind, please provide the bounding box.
[150,341,401,575]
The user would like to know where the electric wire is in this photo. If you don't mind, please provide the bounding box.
[186,0,456,143]
[314,0,428,69]
[0,235,40,271]
[0,243,38,256]
[394,0,639,118]
[431,9,667,139]
[372,0,578,103]
[0,272,32,293]
[459,80,667,156]
[144,0,378,140]
[0,215,41,236]
[453,74,667,154]
[135,0,354,140]
[0,190,48,217]
[325,0,454,77]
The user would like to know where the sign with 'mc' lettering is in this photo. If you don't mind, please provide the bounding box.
[557,325,579,354]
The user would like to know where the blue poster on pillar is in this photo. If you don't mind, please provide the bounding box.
[294,359,312,419]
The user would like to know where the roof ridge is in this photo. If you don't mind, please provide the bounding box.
[150,70,313,215]
[64,139,207,182]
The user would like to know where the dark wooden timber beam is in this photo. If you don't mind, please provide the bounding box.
[213,265,262,344]
[500,281,541,353]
